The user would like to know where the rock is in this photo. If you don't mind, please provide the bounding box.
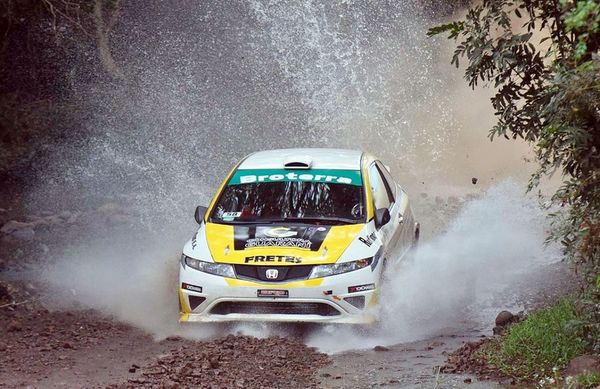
[59,211,72,220]
[428,341,445,348]
[10,228,35,241]
[464,378,472,383]
[564,355,600,376]
[0,259,6,271]
[492,326,505,336]
[128,367,136,373]
[62,342,73,349]
[40,244,50,254]
[66,212,79,224]
[495,311,514,326]
[44,215,63,225]
[472,177,478,185]
[30,218,49,228]
[0,283,11,300]
[8,320,22,332]
[373,345,390,352]
[177,362,194,376]
[0,220,34,234]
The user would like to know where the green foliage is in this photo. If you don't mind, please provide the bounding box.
[486,300,589,380]
[576,372,600,388]
[428,0,600,287]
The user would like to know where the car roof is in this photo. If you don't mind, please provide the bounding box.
[238,148,364,170]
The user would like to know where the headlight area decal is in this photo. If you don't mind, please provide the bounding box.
[348,283,375,293]
[182,282,203,293]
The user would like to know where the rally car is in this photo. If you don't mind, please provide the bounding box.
[179,148,419,324]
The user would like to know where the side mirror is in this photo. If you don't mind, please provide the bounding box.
[374,208,391,229]
[194,206,208,224]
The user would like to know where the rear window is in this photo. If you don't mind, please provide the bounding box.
[209,169,365,224]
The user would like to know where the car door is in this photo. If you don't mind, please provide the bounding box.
[368,162,401,253]
[375,161,411,255]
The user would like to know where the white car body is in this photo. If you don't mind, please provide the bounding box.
[179,148,419,324]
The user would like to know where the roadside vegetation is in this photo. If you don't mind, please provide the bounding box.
[483,300,596,382]
[429,0,600,383]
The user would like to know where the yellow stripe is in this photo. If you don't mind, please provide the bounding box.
[178,288,191,313]
[224,277,323,288]
[206,223,364,264]
[368,289,378,307]
[361,153,374,219]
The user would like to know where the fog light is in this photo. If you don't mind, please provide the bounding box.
[344,296,365,309]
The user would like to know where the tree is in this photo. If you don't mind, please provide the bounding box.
[428,0,600,284]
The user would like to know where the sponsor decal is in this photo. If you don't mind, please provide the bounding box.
[348,283,375,293]
[222,211,242,221]
[191,234,198,249]
[358,232,377,247]
[228,169,362,186]
[264,227,297,238]
[244,255,302,264]
[182,282,203,293]
[234,225,330,251]
[257,289,289,298]
[245,237,311,249]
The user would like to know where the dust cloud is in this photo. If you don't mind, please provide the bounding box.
[34,1,559,350]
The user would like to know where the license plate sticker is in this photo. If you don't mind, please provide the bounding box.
[257,289,289,298]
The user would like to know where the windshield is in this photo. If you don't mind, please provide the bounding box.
[210,169,365,224]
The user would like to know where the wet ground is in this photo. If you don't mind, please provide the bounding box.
[0,193,576,388]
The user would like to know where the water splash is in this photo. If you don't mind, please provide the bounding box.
[32,2,557,351]
[305,181,560,353]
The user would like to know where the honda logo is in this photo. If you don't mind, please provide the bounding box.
[265,269,279,279]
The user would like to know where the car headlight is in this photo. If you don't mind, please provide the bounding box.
[181,255,235,278]
[309,257,372,279]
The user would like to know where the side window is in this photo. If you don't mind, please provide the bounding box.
[375,161,397,199]
[368,164,393,210]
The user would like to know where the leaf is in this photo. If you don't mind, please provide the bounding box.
[426,22,465,38]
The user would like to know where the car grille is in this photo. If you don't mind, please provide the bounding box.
[234,264,313,282]
[210,301,341,316]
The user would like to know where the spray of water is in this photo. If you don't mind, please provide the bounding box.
[306,180,560,353]
[32,1,561,352]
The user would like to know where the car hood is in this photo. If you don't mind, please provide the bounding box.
[203,222,366,265]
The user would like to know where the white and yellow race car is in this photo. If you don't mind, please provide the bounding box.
[179,148,419,324]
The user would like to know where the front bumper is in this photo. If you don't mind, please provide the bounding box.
[178,265,379,324]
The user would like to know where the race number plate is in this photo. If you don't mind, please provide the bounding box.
[257,289,289,298]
